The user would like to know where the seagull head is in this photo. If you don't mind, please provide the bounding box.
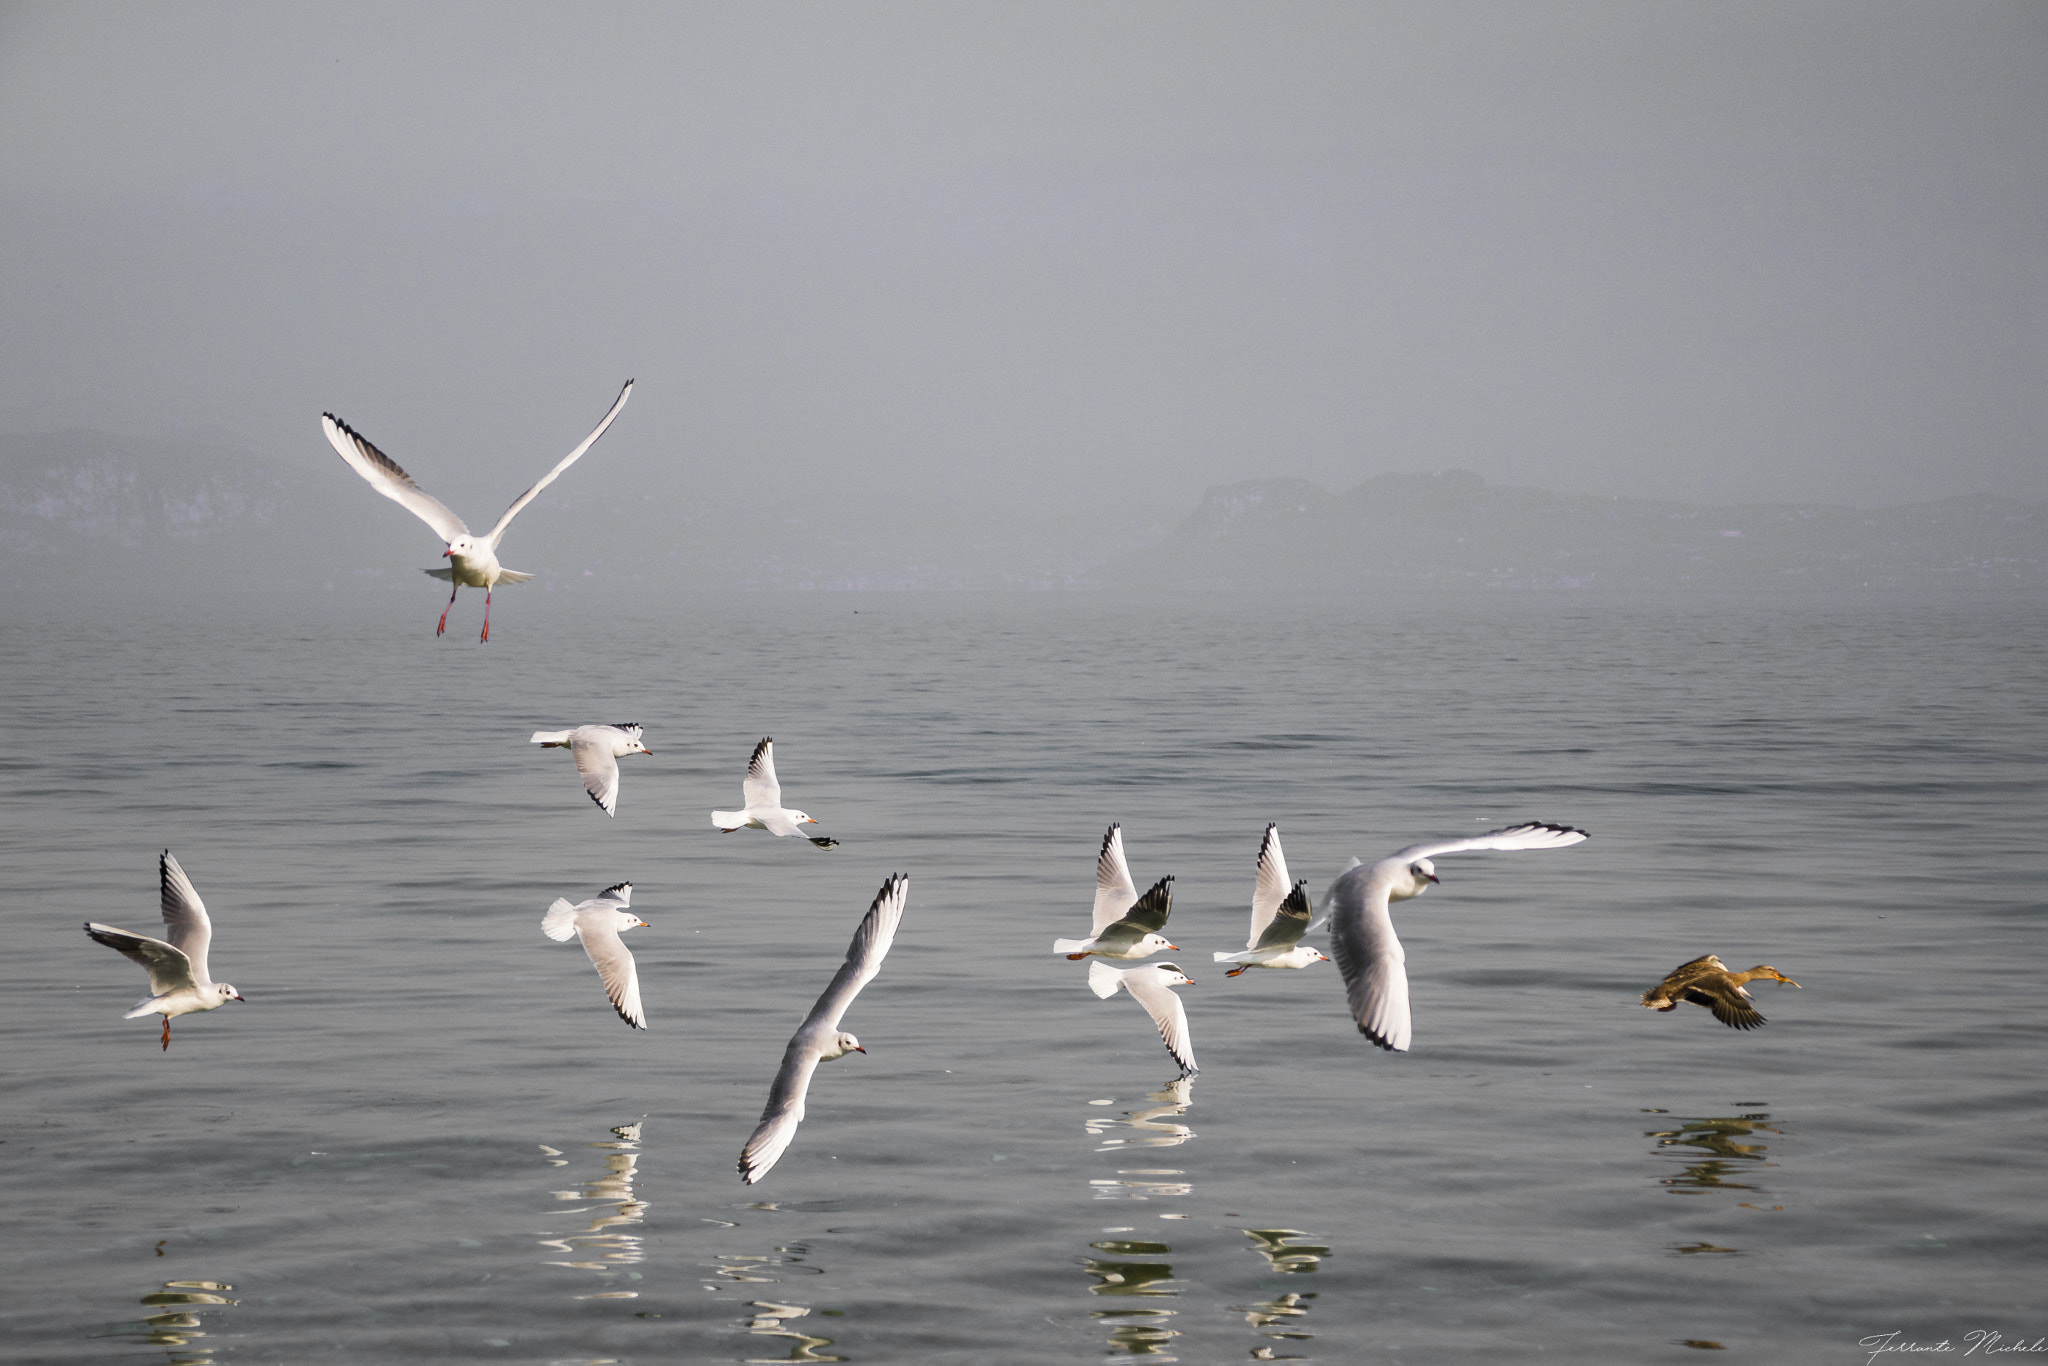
[1399,858,1441,897]
[1136,932,1178,955]
[1151,964,1195,987]
[444,534,482,562]
[611,725,651,756]
[789,810,816,825]
[828,1031,865,1058]
[215,983,244,1003]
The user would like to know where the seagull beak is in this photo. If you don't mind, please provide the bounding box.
[233,992,245,1001]
[805,817,818,824]
[853,1044,867,1053]
[1424,872,1440,884]
[636,919,650,928]
[443,548,454,557]
[1166,942,1179,950]
[640,747,654,755]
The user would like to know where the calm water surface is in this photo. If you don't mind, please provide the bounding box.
[2,589,2043,1363]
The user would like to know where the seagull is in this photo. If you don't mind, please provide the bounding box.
[1213,824,1329,977]
[530,723,652,817]
[1088,959,1198,1076]
[542,882,648,1029]
[739,874,907,1184]
[1641,955,1800,1031]
[1324,821,1589,1052]
[1053,824,1176,961]
[82,851,243,1050]
[322,380,633,640]
[712,738,837,848]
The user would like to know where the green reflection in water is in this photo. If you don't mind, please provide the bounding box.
[121,1279,238,1363]
[1082,1236,1180,1359]
[1645,1113,1781,1194]
[538,1122,648,1297]
[1242,1229,1327,1275]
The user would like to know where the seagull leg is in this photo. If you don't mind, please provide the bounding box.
[160,1015,171,1051]
[480,585,492,643]
[436,580,459,637]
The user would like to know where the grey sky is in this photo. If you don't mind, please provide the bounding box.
[2,0,2042,544]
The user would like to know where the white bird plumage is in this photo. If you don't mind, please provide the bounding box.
[542,881,649,1029]
[712,737,838,848]
[82,850,243,1050]
[1089,959,1199,1076]
[1324,821,1589,1052]
[739,874,907,1184]
[530,723,652,817]
[1053,824,1177,961]
[322,380,633,640]
[1213,824,1329,976]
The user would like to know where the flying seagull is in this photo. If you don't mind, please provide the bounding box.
[713,738,837,848]
[1213,824,1329,976]
[530,723,652,817]
[1641,954,1800,1030]
[739,874,907,1184]
[1089,959,1198,1076]
[323,380,633,640]
[82,850,244,1050]
[1053,823,1176,961]
[542,881,649,1029]
[1324,821,1588,1052]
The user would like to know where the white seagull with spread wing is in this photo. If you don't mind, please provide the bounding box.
[323,380,633,640]
[1324,821,1589,1052]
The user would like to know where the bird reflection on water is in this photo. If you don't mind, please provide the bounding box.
[739,1300,844,1364]
[1087,1075,1196,1151]
[1085,1237,1182,1357]
[536,1121,647,1297]
[1231,1229,1328,1354]
[1646,1112,1782,1195]
[117,1279,236,1365]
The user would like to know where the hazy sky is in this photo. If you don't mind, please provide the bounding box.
[2,1,2043,539]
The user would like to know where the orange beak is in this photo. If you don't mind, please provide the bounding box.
[443,548,454,557]
[853,1044,866,1053]
[805,817,818,824]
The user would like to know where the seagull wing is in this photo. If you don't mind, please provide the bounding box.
[84,923,198,997]
[1091,824,1140,933]
[577,918,646,1030]
[483,380,634,547]
[1389,821,1589,864]
[740,875,908,1184]
[571,732,623,817]
[742,737,781,811]
[1251,882,1312,951]
[1245,823,1291,947]
[158,850,214,984]
[739,1042,823,1185]
[1114,877,1173,937]
[802,874,908,1032]
[323,413,471,543]
[1306,856,1362,934]
[1121,969,1198,1076]
[1326,862,1411,1051]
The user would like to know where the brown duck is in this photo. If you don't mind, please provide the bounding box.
[1642,955,1800,1030]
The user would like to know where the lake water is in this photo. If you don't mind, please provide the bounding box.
[2,587,2043,1364]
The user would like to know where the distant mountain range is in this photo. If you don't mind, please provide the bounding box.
[5,429,2042,596]
[1105,471,2048,594]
